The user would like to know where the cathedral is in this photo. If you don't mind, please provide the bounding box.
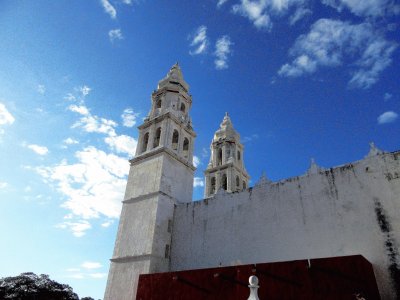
[104,64,400,299]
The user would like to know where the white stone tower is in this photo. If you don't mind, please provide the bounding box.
[104,63,196,300]
[204,113,249,197]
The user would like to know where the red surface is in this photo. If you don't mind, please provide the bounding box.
[137,255,380,300]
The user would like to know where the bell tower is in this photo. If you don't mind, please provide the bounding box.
[204,113,249,197]
[104,64,196,300]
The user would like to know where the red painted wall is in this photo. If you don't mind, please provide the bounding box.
[137,255,380,300]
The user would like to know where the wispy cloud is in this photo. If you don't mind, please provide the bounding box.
[121,108,139,127]
[67,87,137,156]
[37,146,128,221]
[33,86,138,237]
[89,273,107,279]
[69,104,90,115]
[322,0,400,17]
[27,144,49,156]
[63,138,79,145]
[79,85,91,96]
[82,261,102,269]
[378,111,398,124]
[0,182,8,189]
[189,26,209,55]
[242,133,259,143]
[0,103,15,126]
[105,134,137,155]
[232,0,308,30]
[289,7,312,25]
[109,29,124,42]
[384,93,393,101]
[278,19,398,89]
[193,155,200,167]
[56,220,92,237]
[100,0,117,19]
[232,0,272,30]
[37,84,46,95]
[217,0,229,8]
[214,35,233,70]
[193,177,204,187]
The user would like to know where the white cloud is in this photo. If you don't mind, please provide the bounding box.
[232,0,272,30]
[101,220,113,227]
[79,85,91,97]
[72,115,117,136]
[377,111,398,124]
[189,26,209,55]
[63,138,79,145]
[322,0,400,17]
[27,144,49,156]
[0,103,15,126]
[36,146,128,221]
[37,85,46,95]
[81,261,102,269]
[56,220,92,237]
[100,0,117,19]
[105,134,137,156]
[66,268,81,272]
[0,182,8,189]
[121,108,138,127]
[217,0,229,7]
[278,19,398,88]
[289,7,312,25]
[69,104,90,115]
[193,177,204,187]
[232,0,307,30]
[66,273,85,279]
[89,273,107,279]
[384,93,393,101]
[242,133,259,143]
[214,35,233,70]
[109,29,124,42]
[193,155,200,168]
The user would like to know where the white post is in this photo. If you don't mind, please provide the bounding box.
[247,275,260,300]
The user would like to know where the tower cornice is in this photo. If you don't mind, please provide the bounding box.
[130,145,196,171]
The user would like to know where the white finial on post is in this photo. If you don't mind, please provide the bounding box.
[247,275,260,300]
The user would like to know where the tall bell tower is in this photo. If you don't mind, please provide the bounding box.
[204,113,249,197]
[104,64,196,300]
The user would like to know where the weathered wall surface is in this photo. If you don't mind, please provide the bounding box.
[170,151,400,299]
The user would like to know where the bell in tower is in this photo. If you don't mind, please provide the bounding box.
[204,113,250,197]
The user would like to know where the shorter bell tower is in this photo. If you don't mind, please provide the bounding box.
[204,113,249,197]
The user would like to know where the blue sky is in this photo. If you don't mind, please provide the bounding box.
[0,0,399,298]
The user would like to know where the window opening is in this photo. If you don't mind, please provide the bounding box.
[172,130,179,151]
[183,138,189,158]
[180,103,186,113]
[153,127,161,148]
[218,148,223,166]
[141,132,149,153]
[222,174,227,190]
[210,177,216,194]
[236,176,240,187]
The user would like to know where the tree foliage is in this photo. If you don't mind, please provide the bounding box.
[0,272,79,300]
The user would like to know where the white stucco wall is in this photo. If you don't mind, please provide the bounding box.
[170,151,400,299]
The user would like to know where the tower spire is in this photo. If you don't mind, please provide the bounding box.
[204,113,249,197]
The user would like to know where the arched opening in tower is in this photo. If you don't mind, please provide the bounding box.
[222,174,227,190]
[172,130,179,151]
[141,132,149,153]
[153,127,161,148]
[183,138,189,159]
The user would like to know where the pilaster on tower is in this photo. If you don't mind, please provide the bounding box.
[204,113,250,197]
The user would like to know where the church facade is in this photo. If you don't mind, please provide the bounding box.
[104,65,400,299]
